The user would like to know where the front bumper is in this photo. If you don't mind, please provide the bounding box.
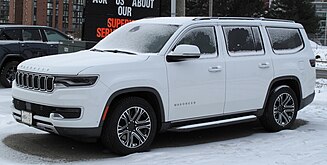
[11,80,110,138]
[12,107,102,139]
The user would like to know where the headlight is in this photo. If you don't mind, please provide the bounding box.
[54,76,98,87]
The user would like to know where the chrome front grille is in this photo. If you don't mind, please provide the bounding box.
[15,71,54,92]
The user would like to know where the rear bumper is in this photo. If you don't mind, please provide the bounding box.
[299,92,315,110]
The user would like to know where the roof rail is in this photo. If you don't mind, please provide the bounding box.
[0,23,19,25]
[193,17,295,23]
[259,17,295,23]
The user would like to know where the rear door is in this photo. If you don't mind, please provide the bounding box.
[21,28,47,59]
[221,25,274,114]
[0,28,22,57]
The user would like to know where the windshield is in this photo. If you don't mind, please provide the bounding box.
[94,23,179,54]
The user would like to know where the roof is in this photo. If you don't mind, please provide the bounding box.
[0,25,51,28]
[135,17,196,25]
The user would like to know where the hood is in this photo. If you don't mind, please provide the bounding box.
[18,50,149,75]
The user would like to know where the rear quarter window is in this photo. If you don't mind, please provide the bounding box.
[0,29,22,41]
[266,27,304,54]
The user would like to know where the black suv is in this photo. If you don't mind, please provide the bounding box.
[0,25,71,87]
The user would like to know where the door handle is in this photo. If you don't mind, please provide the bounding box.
[208,66,222,72]
[258,62,270,69]
[21,44,29,47]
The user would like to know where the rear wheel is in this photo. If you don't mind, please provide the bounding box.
[101,97,157,155]
[260,86,298,132]
[0,61,19,88]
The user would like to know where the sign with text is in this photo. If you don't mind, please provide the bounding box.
[83,0,161,41]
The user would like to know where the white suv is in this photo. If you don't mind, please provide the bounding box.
[11,17,316,155]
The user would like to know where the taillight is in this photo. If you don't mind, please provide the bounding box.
[309,59,316,67]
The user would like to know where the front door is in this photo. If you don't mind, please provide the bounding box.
[166,26,226,121]
[43,28,70,55]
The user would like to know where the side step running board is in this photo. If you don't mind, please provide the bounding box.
[168,115,257,132]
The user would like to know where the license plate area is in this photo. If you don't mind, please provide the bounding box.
[21,111,33,125]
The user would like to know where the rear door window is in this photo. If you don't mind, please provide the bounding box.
[223,26,264,56]
[0,29,22,40]
[22,29,42,41]
[266,27,304,54]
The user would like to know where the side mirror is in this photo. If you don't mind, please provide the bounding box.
[166,44,201,62]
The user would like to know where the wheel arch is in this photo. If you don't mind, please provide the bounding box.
[259,76,302,116]
[0,54,25,69]
[99,87,165,130]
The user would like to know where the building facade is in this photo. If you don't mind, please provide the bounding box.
[313,0,327,45]
[0,0,10,23]
[9,0,84,39]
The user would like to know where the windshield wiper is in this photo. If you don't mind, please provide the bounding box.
[90,48,104,52]
[91,49,137,55]
[102,49,137,55]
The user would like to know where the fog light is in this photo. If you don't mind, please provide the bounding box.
[50,113,65,120]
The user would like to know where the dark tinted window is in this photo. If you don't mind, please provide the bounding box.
[22,29,42,41]
[0,29,22,40]
[177,27,217,55]
[44,29,69,42]
[267,27,303,54]
[223,26,263,56]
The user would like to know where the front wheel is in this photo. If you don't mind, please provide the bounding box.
[260,86,298,132]
[101,97,157,155]
[0,61,19,88]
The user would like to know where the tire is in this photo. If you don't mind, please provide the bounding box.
[0,61,19,88]
[260,86,298,132]
[101,97,157,155]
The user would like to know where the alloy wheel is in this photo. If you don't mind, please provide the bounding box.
[273,93,295,127]
[117,106,152,149]
[5,66,16,84]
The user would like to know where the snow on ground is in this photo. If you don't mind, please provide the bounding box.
[311,40,327,70]
[316,61,327,70]
[0,80,327,165]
